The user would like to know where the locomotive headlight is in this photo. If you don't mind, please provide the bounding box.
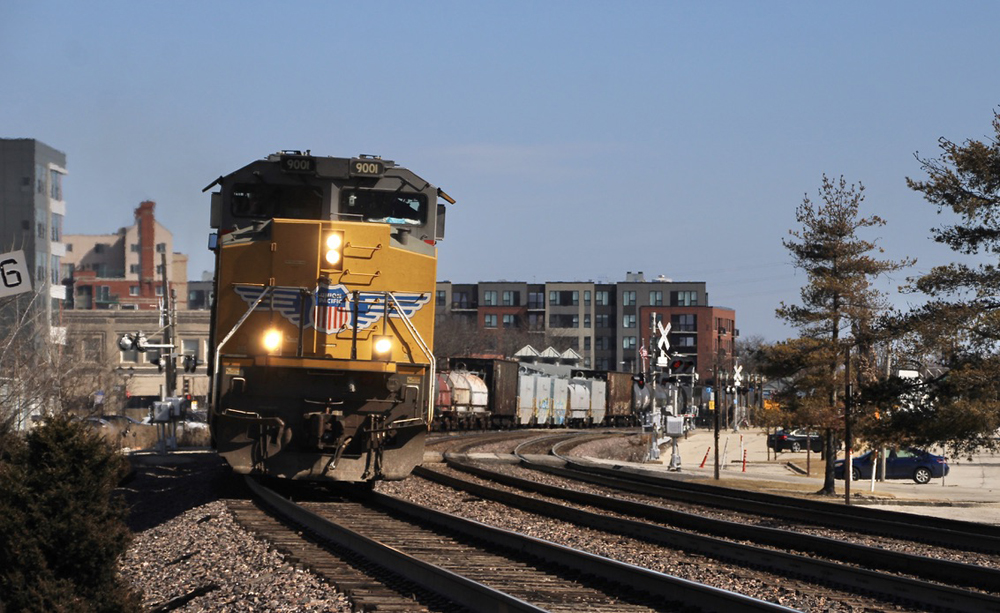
[324,231,344,268]
[373,336,393,360]
[262,329,282,353]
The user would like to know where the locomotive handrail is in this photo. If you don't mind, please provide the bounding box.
[384,291,435,425]
[213,284,279,405]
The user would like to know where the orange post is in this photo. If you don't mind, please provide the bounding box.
[700,447,711,468]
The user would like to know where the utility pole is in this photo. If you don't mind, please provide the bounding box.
[161,252,176,398]
[844,346,853,505]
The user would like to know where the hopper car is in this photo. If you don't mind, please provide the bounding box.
[205,151,452,483]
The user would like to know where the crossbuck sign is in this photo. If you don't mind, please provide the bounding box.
[655,321,671,367]
[0,251,32,299]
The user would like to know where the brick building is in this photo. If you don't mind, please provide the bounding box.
[63,200,188,310]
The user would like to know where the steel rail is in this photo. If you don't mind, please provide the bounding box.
[425,459,1000,612]
[244,476,546,613]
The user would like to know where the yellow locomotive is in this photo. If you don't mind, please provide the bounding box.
[204,151,452,482]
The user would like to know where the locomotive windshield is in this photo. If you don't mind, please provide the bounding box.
[231,184,323,220]
[340,189,427,226]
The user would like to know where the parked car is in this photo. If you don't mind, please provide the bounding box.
[767,428,822,452]
[834,448,949,484]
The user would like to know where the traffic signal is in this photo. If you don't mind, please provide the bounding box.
[631,373,646,389]
[182,377,190,395]
[183,355,201,372]
[150,355,164,373]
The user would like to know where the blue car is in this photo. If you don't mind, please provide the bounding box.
[834,447,949,484]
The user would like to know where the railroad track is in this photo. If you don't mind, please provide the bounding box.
[233,475,792,612]
[411,453,1000,612]
[543,437,1000,552]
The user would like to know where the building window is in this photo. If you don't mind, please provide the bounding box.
[622,291,636,306]
[130,244,140,253]
[502,314,517,328]
[129,264,139,274]
[483,290,497,306]
[502,290,519,306]
[548,314,578,328]
[484,314,497,328]
[671,313,696,332]
[182,339,200,357]
[35,209,47,240]
[572,290,579,306]
[623,314,636,328]
[120,347,139,363]
[584,291,591,306]
[97,286,111,302]
[584,314,591,328]
[649,290,663,306]
[548,290,559,306]
[82,338,102,362]
[94,244,104,253]
[674,336,696,347]
[155,286,164,297]
[129,286,140,296]
[452,291,470,309]
[49,170,62,201]
[528,313,544,331]
[595,314,610,328]
[583,337,591,350]
[528,292,544,309]
[622,336,636,350]
[672,290,698,306]
[51,213,62,242]
[50,255,60,284]
[596,291,609,306]
[155,242,167,253]
[155,264,165,276]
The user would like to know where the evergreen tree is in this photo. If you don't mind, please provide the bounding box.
[0,416,141,612]
[894,108,1000,455]
[777,175,912,495]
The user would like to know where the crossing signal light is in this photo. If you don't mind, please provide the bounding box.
[183,355,201,372]
[150,355,164,373]
[669,358,695,374]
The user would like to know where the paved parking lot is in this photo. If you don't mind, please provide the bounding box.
[655,426,1000,524]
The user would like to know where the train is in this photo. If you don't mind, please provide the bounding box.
[434,357,686,431]
[205,151,452,484]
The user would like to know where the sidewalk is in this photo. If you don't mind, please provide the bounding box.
[652,427,1000,523]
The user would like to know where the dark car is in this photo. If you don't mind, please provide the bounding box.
[834,447,949,484]
[766,428,822,453]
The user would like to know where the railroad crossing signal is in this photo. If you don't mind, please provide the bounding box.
[655,321,671,367]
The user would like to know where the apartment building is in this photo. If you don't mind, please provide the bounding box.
[437,271,737,382]
[0,138,69,345]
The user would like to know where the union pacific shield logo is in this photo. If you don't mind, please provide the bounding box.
[234,284,430,332]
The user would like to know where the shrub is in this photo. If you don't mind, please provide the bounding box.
[0,416,142,612]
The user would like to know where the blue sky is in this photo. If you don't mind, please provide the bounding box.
[3,2,999,340]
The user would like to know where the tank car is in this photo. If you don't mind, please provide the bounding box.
[205,151,452,482]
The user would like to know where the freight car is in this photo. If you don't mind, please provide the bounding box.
[205,151,452,483]
[434,359,649,429]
